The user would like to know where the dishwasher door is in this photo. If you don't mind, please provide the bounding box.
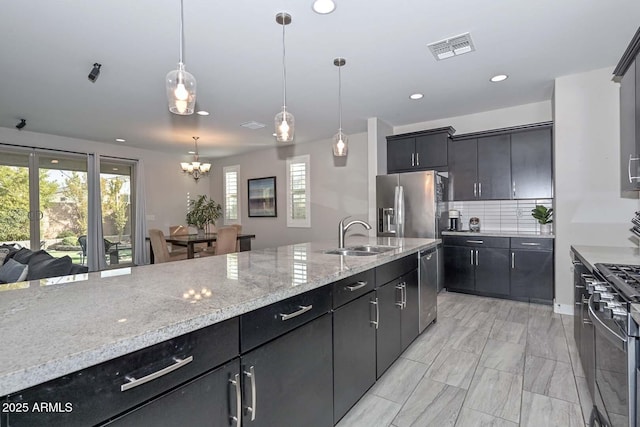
[419,247,438,333]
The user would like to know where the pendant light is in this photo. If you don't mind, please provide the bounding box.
[332,57,348,157]
[274,12,295,143]
[166,0,196,115]
[181,137,211,182]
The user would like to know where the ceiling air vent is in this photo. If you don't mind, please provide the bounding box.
[427,32,475,61]
[241,121,266,130]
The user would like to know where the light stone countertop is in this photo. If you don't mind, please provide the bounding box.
[571,244,640,273]
[442,231,555,239]
[0,236,437,396]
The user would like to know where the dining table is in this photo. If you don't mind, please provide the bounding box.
[150,232,256,263]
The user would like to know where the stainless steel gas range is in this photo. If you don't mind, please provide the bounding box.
[577,262,640,427]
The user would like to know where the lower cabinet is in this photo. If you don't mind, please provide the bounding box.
[104,360,241,426]
[241,314,333,427]
[511,249,553,303]
[376,279,403,378]
[443,245,475,291]
[475,247,510,296]
[400,269,419,351]
[333,292,377,423]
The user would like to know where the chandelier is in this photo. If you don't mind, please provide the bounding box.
[181,137,211,182]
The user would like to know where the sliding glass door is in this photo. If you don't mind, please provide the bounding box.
[0,150,34,248]
[100,160,133,266]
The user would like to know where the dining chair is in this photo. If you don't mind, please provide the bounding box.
[229,224,242,251]
[214,226,238,255]
[170,225,208,255]
[149,229,188,263]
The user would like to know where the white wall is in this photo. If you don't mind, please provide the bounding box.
[554,67,639,309]
[394,101,552,136]
[0,128,211,235]
[210,132,369,249]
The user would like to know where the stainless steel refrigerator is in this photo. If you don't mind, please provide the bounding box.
[376,170,447,332]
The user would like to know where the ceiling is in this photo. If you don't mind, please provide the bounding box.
[1,1,639,160]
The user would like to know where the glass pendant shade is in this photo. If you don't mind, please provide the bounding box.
[275,107,295,142]
[332,130,348,156]
[166,63,196,115]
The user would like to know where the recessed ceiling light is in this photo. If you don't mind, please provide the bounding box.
[196,110,210,116]
[490,74,508,82]
[115,138,126,142]
[50,159,59,164]
[272,133,277,137]
[410,93,424,100]
[188,151,196,154]
[312,0,336,14]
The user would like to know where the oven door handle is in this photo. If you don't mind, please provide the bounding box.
[588,295,627,351]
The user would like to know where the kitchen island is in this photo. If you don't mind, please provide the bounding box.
[1,237,437,426]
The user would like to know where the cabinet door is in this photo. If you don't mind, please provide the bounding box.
[104,359,241,427]
[387,137,415,172]
[477,134,511,200]
[376,280,402,378]
[475,247,510,296]
[415,134,448,169]
[333,292,377,423]
[511,128,553,198]
[621,59,640,191]
[510,250,554,303]
[448,139,478,200]
[400,269,419,351]
[241,314,333,427]
[443,245,475,291]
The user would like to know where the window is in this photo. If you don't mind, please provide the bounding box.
[223,165,240,225]
[286,155,310,228]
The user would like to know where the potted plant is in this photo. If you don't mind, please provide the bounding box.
[186,195,222,235]
[531,205,553,234]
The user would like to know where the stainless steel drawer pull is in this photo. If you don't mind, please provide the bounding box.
[466,240,484,244]
[416,152,420,166]
[475,250,479,266]
[244,366,257,421]
[279,305,313,321]
[345,281,367,292]
[575,285,585,289]
[473,183,477,197]
[511,252,515,269]
[629,155,640,183]
[521,242,541,246]
[229,373,242,425]
[120,356,194,392]
[370,298,379,329]
[478,182,482,197]
[395,284,404,307]
[411,153,415,167]
[470,249,474,265]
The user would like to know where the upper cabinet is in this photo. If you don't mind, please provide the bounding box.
[386,127,455,173]
[614,27,640,192]
[448,123,553,201]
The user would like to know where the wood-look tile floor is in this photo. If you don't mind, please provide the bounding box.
[338,291,590,427]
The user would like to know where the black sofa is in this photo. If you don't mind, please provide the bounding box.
[0,244,88,284]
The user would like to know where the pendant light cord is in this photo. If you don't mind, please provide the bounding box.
[281,16,287,109]
[193,136,199,161]
[338,62,342,131]
[179,0,184,64]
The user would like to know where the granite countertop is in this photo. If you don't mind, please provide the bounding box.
[0,237,437,396]
[571,244,640,272]
[442,230,554,239]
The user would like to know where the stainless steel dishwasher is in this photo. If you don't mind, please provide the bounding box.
[419,246,438,333]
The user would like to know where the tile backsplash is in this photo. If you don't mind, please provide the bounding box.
[449,200,553,233]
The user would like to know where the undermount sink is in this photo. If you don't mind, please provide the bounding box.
[323,245,398,256]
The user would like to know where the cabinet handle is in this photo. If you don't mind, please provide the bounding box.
[629,155,640,183]
[521,242,541,246]
[513,181,516,198]
[478,182,482,197]
[583,319,593,325]
[395,284,404,307]
[402,283,407,309]
[120,356,193,392]
[470,249,474,265]
[416,152,420,166]
[583,298,589,304]
[370,298,379,329]
[345,281,367,292]
[411,153,415,167]
[475,250,478,266]
[279,305,313,321]
[244,366,257,421]
[575,302,582,306]
[229,373,242,425]
[575,285,585,289]
[466,240,484,244]
[474,183,477,197]
[511,252,515,269]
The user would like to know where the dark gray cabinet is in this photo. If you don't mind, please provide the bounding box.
[448,123,553,200]
[400,269,419,351]
[511,128,553,199]
[475,247,510,296]
[443,244,475,291]
[241,314,333,427]
[386,127,454,173]
[376,278,402,378]
[333,292,377,423]
[614,27,640,192]
[510,238,554,303]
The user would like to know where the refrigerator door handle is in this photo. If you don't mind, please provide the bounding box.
[394,185,405,237]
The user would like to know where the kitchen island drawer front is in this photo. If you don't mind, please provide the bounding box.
[5,317,239,427]
[510,237,553,251]
[241,286,331,353]
[332,269,375,309]
[443,236,509,248]
[376,254,417,286]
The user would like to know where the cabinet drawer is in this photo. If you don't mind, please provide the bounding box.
[376,254,417,286]
[443,236,510,248]
[6,318,239,427]
[241,286,331,353]
[332,269,375,309]
[511,237,553,251]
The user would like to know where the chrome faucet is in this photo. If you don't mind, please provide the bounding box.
[338,216,372,249]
